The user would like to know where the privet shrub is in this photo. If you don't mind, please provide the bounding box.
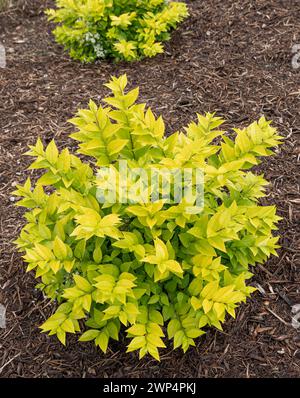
[46,0,189,62]
[14,75,282,360]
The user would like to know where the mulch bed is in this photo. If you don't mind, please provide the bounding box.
[0,0,299,378]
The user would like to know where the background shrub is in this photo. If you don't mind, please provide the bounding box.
[46,0,189,62]
[14,75,282,360]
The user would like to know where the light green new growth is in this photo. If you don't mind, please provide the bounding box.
[14,75,283,360]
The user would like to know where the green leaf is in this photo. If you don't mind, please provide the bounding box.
[74,240,86,260]
[95,331,109,353]
[173,330,185,349]
[149,310,163,325]
[167,319,181,339]
[148,295,160,305]
[38,224,52,240]
[93,245,102,263]
[107,321,119,340]
[185,328,204,338]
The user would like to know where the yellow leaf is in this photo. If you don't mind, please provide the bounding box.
[127,336,146,352]
[213,302,225,318]
[202,298,213,314]
[53,236,68,260]
[126,324,146,336]
[74,275,92,293]
[56,327,66,345]
[191,296,202,311]
[154,238,169,262]
[107,139,128,156]
[45,140,58,164]
[164,260,183,274]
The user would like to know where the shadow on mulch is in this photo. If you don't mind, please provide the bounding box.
[0,0,299,378]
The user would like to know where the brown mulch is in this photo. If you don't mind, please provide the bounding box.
[0,0,299,378]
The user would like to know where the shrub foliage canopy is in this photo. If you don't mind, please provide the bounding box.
[14,75,282,360]
[46,0,189,62]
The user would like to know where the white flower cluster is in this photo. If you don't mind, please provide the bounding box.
[84,32,106,59]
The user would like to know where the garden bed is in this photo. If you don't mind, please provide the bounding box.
[0,0,299,377]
